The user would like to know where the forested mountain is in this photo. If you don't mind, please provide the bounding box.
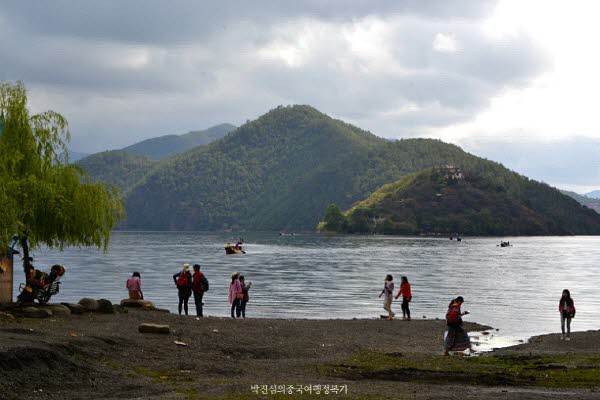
[320,168,600,236]
[117,105,598,232]
[77,151,157,193]
[562,190,600,214]
[122,123,236,159]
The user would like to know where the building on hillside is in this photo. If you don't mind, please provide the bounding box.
[445,165,464,180]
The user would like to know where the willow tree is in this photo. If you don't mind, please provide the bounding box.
[0,81,124,287]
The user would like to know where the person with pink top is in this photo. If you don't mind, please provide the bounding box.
[126,272,143,300]
[229,272,243,318]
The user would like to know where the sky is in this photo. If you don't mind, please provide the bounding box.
[0,0,598,193]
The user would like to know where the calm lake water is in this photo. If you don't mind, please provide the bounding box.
[14,232,600,345]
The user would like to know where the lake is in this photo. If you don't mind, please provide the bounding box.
[13,232,600,346]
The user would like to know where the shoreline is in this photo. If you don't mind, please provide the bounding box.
[2,306,600,399]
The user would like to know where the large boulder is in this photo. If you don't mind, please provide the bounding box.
[0,311,16,323]
[45,304,71,317]
[19,307,53,318]
[138,323,170,334]
[97,299,114,314]
[120,299,155,309]
[78,298,99,312]
[62,303,87,315]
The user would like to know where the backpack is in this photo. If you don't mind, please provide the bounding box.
[201,275,209,292]
[176,273,190,287]
[446,306,460,325]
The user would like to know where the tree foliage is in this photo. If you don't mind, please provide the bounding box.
[0,81,124,255]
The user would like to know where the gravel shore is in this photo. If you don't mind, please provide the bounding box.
[1,307,599,399]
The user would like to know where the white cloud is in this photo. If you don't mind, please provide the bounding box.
[433,33,458,52]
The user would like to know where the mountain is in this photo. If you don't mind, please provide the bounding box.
[69,151,90,162]
[77,151,157,194]
[562,190,600,214]
[586,190,600,199]
[116,105,600,233]
[319,168,600,236]
[122,123,236,159]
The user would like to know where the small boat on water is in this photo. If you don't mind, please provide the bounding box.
[499,241,511,247]
[225,241,245,255]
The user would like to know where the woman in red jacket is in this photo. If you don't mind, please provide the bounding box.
[395,276,412,320]
[558,289,576,341]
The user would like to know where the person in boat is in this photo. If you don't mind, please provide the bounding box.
[126,271,143,300]
[394,276,412,320]
[378,274,395,320]
[559,289,576,341]
[173,264,193,315]
[444,296,472,355]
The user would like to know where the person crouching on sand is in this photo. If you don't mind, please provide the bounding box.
[395,276,411,320]
[444,296,472,356]
[126,272,143,300]
[229,272,243,318]
[173,264,193,315]
[559,289,576,341]
[379,274,394,320]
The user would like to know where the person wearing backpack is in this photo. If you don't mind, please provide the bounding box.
[443,296,472,355]
[192,264,209,317]
[395,276,412,320]
[173,264,193,315]
[558,289,576,341]
[239,275,252,318]
[229,272,243,318]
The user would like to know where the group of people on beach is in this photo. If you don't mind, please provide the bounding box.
[125,264,252,319]
[378,274,577,354]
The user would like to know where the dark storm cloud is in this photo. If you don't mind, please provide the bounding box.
[0,0,546,152]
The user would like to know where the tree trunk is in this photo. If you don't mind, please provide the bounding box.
[20,237,31,279]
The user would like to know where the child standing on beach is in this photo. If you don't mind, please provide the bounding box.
[395,276,411,320]
[239,275,252,318]
[379,274,394,320]
[559,289,576,341]
[229,272,243,318]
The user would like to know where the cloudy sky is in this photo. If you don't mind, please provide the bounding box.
[1,0,598,193]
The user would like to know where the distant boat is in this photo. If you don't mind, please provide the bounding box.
[499,241,511,247]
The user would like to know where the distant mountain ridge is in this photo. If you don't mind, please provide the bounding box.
[76,123,235,192]
[123,123,236,159]
[562,190,600,214]
[587,190,600,199]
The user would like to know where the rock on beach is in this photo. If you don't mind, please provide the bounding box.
[138,323,170,334]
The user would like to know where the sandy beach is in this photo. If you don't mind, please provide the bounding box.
[1,306,600,400]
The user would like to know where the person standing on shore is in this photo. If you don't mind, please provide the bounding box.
[239,275,252,318]
[126,272,143,300]
[379,274,395,320]
[192,264,209,317]
[173,264,193,315]
[559,289,576,341]
[444,296,472,355]
[229,272,243,318]
[395,276,412,320]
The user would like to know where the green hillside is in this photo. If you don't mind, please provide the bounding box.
[123,123,236,159]
[76,150,157,194]
[320,168,600,236]
[118,105,594,232]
